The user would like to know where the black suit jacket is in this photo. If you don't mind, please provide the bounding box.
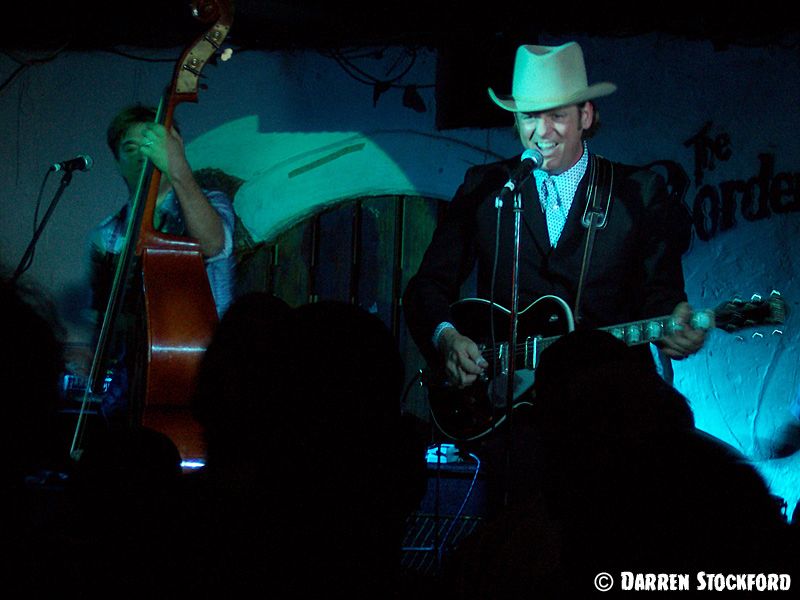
[403,154,692,365]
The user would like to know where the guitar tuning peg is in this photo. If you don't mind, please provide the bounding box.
[752,332,764,339]
[735,335,745,342]
[772,329,784,336]
[750,293,763,302]
[221,48,233,62]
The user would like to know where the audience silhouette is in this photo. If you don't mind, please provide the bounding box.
[2,274,68,595]
[1,275,65,480]
[442,330,797,597]
[171,295,427,597]
[7,277,793,597]
[3,272,185,594]
[4,281,428,596]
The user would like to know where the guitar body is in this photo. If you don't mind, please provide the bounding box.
[425,291,785,442]
[427,296,574,442]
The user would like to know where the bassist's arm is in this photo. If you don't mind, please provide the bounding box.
[141,123,226,258]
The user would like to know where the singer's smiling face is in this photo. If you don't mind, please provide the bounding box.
[515,103,592,175]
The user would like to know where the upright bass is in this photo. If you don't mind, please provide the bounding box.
[70,0,235,464]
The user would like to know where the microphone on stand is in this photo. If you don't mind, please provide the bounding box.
[12,155,91,282]
[496,148,543,205]
[50,154,93,173]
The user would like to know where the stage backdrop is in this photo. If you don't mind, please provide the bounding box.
[1,32,797,514]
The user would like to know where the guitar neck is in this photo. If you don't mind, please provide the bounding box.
[599,310,714,347]
[528,309,715,367]
[474,291,784,373]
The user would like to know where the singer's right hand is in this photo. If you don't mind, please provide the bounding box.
[438,328,488,387]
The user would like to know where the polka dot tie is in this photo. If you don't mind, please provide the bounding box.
[542,175,566,246]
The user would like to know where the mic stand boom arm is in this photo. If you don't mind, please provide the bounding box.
[12,170,75,283]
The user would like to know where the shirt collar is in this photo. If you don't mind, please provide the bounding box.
[533,143,590,207]
[533,143,589,184]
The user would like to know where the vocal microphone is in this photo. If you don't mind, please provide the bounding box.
[504,148,544,192]
[50,155,94,173]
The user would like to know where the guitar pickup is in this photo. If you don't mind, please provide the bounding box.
[496,342,508,374]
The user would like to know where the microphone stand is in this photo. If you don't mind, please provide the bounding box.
[494,186,525,509]
[491,150,541,508]
[12,169,74,283]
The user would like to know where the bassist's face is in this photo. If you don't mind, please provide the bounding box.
[116,122,150,193]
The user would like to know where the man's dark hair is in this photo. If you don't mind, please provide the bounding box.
[581,101,601,139]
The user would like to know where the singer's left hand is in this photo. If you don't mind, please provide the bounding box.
[659,301,707,359]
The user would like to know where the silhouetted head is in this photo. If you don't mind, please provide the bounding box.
[0,275,65,478]
[192,292,293,464]
[532,329,694,449]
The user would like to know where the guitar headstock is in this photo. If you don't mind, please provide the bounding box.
[713,291,787,333]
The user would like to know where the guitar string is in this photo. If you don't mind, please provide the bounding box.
[476,312,721,364]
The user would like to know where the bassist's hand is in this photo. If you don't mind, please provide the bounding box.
[438,328,488,387]
[138,123,192,184]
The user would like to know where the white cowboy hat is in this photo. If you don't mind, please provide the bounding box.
[488,42,616,113]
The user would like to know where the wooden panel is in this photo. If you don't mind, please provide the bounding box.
[234,243,273,297]
[397,196,444,423]
[315,204,355,302]
[358,196,399,329]
[271,220,312,307]
[236,195,446,425]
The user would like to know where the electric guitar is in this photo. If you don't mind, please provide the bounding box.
[425,292,787,442]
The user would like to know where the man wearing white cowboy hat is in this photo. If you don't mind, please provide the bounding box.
[488,42,616,176]
[404,41,706,393]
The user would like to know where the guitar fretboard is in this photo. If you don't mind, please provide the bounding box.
[523,310,714,370]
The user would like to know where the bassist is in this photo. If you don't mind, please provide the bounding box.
[87,105,236,425]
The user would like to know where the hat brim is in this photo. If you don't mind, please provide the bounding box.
[488,82,617,113]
